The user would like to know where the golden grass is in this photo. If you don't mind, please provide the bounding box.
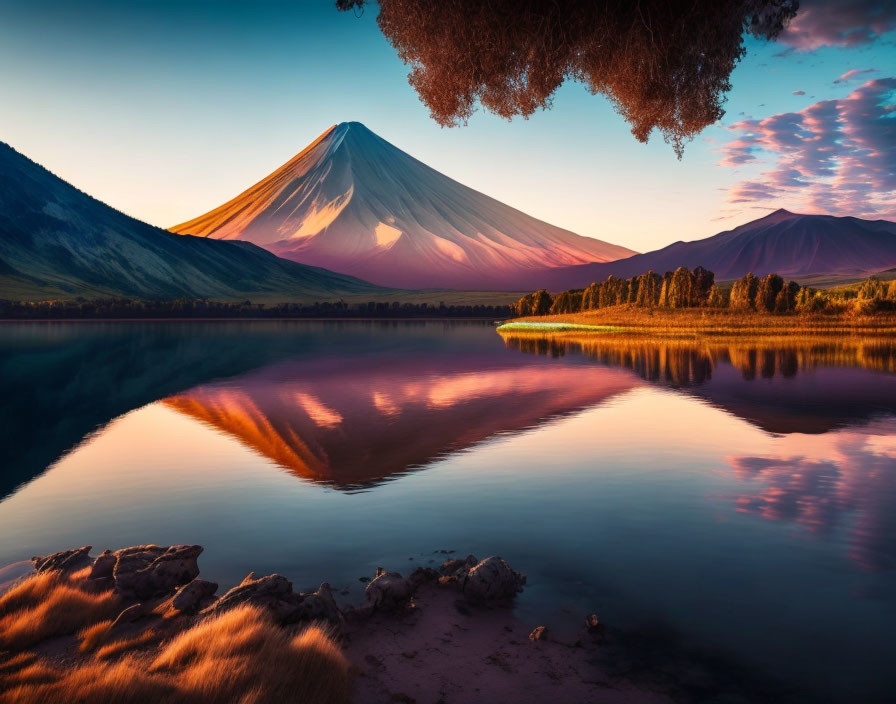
[150,605,349,703]
[0,572,59,617]
[0,661,60,689]
[508,305,896,339]
[1,657,176,704]
[0,651,38,674]
[0,572,121,650]
[68,566,94,583]
[94,630,159,660]
[1,604,351,704]
[77,619,115,653]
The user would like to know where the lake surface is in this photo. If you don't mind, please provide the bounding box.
[1,321,895,701]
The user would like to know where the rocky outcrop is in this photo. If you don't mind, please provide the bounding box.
[407,567,439,589]
[348,554,527,622]
[438,554,479,579]
[203,573,345,626]
[365,569,414,611]
[434,555,526,603]
[462,556,526,603]
[205,573,303,623]
[32,544,203,600]
[171,578,218,614]
[32,546,92,574]
[113,545,202,600]
[24,544,527,635]
[294,582,343,626]
[88,550,117,581]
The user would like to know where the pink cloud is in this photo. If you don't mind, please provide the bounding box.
[778,0,896,50]
[834,68,878,83]
[728,427,896,571]
[719,78,896,219]
[793,90,806,95]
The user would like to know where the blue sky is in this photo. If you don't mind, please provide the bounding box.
[1,0,893,252]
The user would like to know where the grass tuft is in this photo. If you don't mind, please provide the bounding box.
[0,571,121,650]
[78,619,115,653]
[0,604,350,704]
[94,630,159,660]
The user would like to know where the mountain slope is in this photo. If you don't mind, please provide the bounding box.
[0,141,387,301]
[527,209,896,290]
[170,122,635,290]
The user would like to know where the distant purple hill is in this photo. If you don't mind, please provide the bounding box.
[522,209,896,290]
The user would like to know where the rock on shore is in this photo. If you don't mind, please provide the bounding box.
[15,545,667,704]
[27,546,530,632]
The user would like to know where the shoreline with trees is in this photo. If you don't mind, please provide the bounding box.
[509,267,896,337]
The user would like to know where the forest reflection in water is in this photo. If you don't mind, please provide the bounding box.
[501,333,896,386]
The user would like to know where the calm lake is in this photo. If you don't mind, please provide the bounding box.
[1,321,894,701]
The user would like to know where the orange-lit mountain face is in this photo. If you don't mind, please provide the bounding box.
[169,122,635,290]
[163,359,641,488]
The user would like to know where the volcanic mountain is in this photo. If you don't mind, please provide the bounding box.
[170,122,635,290]
[0,141,386,300]
[529,209,896,290]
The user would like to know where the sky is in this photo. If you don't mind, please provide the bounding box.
[0,0,894,253]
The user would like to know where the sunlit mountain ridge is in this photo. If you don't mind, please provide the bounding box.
[170,122,635,289]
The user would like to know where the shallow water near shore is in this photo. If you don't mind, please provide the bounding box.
[1,321,895,701]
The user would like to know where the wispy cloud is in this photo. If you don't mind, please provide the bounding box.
[777,0,896,50]
[719,78,896,219]
[793,90,806,95]
[834,68,878,83]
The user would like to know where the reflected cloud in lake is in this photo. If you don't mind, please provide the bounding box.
[729,423,896,571]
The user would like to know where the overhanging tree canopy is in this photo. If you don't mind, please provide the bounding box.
[337,0,799,157]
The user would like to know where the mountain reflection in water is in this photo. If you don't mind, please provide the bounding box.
[162,360,639,489]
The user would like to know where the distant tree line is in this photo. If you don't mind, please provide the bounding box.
[515,267,896,317]
[0,298,512,319]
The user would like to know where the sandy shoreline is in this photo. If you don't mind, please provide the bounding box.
[0,545,685,703]
[344,583,670,704]
[0,545,804,703]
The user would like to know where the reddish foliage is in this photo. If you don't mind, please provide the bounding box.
[338,0,798,156]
